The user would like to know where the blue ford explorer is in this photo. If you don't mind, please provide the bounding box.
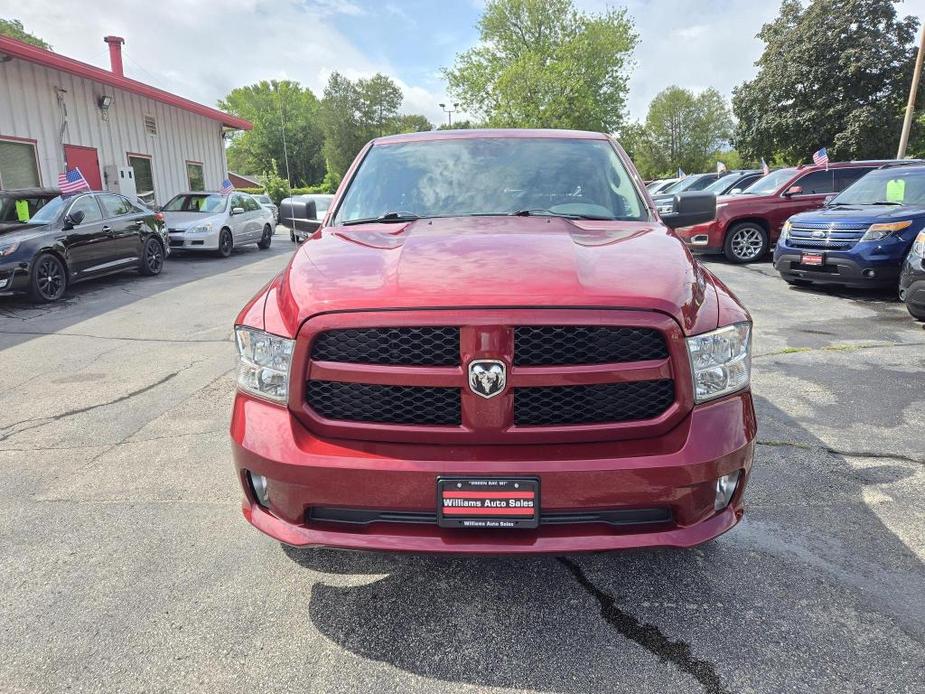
[774,164,925,289]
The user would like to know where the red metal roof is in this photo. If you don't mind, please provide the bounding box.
[0,35,252,131]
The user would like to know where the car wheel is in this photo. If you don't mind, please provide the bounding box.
[29,252,67,303]
[724,223,769,263]
[217,229,233,258]
[907,300,925,321]
[258,224,273,250]
[139,238,165,276]
[290,229,296,242]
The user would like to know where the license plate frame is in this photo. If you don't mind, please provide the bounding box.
[801,252,825,266]
[437,477,539,529]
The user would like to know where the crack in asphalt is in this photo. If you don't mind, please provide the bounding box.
[754,340,925,359]
[757,439,924,465]
[558,557,731,694]
[0,365,195,443]
[0,329,231,344]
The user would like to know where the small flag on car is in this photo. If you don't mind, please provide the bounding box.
[58,167,90,194]
[220,178,235,194]
[717,161,727,174]
[761,158,770,176]
[812,147,829,169]
[677,168,686,178]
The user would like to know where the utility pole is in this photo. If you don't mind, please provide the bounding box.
[274,81,292,187]
[439,102,459,127]
[898,24,925,159]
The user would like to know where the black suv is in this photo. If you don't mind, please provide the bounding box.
[0,191,168,302]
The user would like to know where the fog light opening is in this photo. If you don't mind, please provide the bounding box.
[863,269,876,278]
[248,471,270,508]
[714,470,741,511]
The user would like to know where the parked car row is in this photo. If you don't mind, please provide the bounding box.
[0,188,275,303]
[648,170,763,214]
[666,159,925,321]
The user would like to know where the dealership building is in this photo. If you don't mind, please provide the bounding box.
[0,34,251,205]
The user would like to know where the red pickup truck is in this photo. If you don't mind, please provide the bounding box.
[230,129,756,554]
[674,160,897,262]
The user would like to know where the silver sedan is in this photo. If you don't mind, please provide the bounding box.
[162,191,275,257]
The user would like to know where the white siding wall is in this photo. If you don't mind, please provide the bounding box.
[0,57,229,203]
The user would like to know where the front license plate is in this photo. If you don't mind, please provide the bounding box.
[437,478,539,529]
[801,252,824,266]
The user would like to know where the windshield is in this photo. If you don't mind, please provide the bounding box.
[163,194,227,213]
[704,173,743,194]
[28,195,68,224]
[334,137,646,224]
[742,168,796,195]
[831,168,925,206]
[256,195,271,204]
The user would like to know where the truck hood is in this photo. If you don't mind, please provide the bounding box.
[265,216,721,337]
[790,205,925,225]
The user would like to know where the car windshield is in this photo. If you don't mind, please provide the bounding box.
[256,195,271,204]
[163,194,227,213]
[742,168,796,195]
[28,195,69,224]
[704,173,743,194]
[334,137,646,224]
[830,168,925,206]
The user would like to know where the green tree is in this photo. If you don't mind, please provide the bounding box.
[319,72,419,179]
[260,163,291,205]
[623,86,734,179]
[219,80,325,186]
[0,18,49,48]
[443,0,637,132]
[732,0,920,162]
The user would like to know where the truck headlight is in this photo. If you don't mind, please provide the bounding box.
[860,220,912,242]
[235,327,294,403]
[686,322,751,403]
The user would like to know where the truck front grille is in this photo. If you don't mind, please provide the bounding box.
[300,311,686,441]
[307,381,461,425]
[513,326,667,365]
[514,380,675,426]
[788,222,867,250]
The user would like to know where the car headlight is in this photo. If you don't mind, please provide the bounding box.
[0,241,20,257]
[780,220,792,242]
[188,222,213,234]
[913,230,925,255]
[860,220,912,242]
[235,327,294,403]
[686,322,751,403]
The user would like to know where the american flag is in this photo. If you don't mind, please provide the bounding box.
[220,178,235,194]
[761,158,770,176]
[58,167,90,194]
[812,147,829,168]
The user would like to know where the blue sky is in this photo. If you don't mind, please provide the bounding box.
[2,0,924,127]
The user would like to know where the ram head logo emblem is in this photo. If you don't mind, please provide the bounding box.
[468,360,507,399]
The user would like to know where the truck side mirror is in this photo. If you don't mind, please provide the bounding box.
[661,192,716,230]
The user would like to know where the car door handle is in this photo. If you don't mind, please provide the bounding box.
[101,225,112,234]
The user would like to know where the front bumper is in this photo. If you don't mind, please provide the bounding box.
[167,229,221,251]
[673,221,723,254]
[774,248,902,288]
[0,257,34,294]
[230,391,756,554]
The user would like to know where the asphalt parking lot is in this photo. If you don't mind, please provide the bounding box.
[0,229,922,694]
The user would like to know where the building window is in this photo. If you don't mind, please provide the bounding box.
[0,138,41,189]
[186,161,205,191]
[144,115,157,136]
[128,154,155,205]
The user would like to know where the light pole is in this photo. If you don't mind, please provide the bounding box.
[898,24,925,159]
[274,81,292,187]
[439,102,459,127]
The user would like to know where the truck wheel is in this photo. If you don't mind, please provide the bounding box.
[217,229,233,258]
[139,238,165,276]
[724,223,768,263]
[29,252,67,303]
[258,224,273,250]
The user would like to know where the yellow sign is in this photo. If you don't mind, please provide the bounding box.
[886,178,906,203]
[15,199,30,222]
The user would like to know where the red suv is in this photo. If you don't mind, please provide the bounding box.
[674,161,897,262]
[230,129,756,554]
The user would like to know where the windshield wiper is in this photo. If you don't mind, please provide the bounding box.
[341,211,421,226]
[508,209,616,221]
[868,200,902,206]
